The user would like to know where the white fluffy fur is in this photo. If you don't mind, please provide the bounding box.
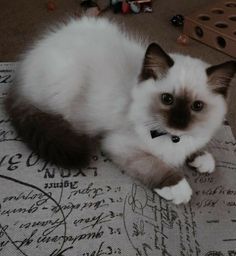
[188,151,215,173]
[154,178,193,205]
[16,17,227,204]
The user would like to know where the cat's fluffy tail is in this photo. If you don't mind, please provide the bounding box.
[5,88,94,169]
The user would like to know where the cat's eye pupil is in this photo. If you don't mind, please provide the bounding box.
[191,100,204,111]
[161,93,174,105]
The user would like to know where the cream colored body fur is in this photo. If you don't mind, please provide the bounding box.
[12,17,233,204]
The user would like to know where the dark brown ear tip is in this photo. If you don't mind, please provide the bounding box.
[146,42,174,68]
[147,42,162,50]
[227,60,236,65]
[140,43,174,81]
[206,60,236,97]
[223,60,236,70]
[145,43,163,56]
[206,61,236,76]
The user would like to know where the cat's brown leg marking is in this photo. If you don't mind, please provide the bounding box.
[110,149,183,189]
[158,171,184,189]
[112,150,192,204]
[186,151,205,170]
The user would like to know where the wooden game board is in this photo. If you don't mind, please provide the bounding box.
[183,0,236,57]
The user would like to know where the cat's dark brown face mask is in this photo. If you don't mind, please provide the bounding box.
[151,90,205,131]
[140,43,236,134]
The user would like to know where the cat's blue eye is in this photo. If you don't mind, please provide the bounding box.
[191,100,204,112]
[161,93,174,105]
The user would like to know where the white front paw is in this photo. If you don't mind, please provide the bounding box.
[188,152,215,173]
[154,178,192,205]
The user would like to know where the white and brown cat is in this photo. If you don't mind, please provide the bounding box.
[5,17,236,204]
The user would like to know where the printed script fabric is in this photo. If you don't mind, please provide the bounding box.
[0,63,236,256]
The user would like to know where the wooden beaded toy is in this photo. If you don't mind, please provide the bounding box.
[183,0,236,57]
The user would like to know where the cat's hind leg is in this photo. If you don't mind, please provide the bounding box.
[102,131,192,204]
[5,88,95,169]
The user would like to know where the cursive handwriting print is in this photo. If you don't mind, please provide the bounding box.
[1,63,236,256]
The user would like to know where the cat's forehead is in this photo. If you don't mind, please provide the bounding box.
[170,53,208,73]
[161,54,210,94]
[173,87,194,100]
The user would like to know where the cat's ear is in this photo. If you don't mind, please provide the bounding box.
[206,61,236,97]
[139,43,174,82]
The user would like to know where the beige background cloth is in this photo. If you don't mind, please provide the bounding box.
[0,63,236,256]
